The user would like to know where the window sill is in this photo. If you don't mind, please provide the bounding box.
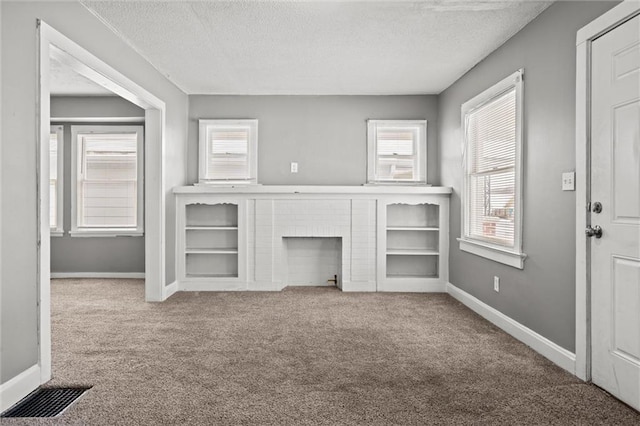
[70,230,143,238]
[457,238,526,269]
[50,230,64,237]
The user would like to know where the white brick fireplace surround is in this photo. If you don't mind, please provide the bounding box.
[174,186,451,293]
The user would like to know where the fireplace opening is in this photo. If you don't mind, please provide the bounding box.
[283,237,342,288]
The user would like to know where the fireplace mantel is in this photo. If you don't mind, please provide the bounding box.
[174,185,451,293]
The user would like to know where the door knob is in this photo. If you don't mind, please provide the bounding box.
[585,225,603,238]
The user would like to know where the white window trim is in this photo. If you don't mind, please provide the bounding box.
[459,69,526,269]
[366,119,427,185]
[50,125,64,236]
[198,119,258,185]
[70,125,144,237]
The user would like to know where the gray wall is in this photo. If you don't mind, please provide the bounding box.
[438,1,618,352]
[50,96,145,274]
[189,96,439,185]
[1,1,188,384]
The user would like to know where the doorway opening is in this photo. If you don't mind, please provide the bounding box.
[37,21,168,385]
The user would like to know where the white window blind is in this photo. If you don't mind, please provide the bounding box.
[460,69,525,269]
[367,120,427,184]
[466,88,517,247]
[208,127,249,180]
[50,131,59,229]
[72,125,144,235]
[199,119,258,184]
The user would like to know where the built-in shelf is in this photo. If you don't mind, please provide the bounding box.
[182,203,240,279]
[386,249,439,256]
[384,203,441,283]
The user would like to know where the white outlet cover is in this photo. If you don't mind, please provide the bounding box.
[291,162,298,173]
[562,171,575,191]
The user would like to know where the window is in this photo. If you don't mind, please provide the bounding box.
[71,125,143,236]
[50,125,64,236]
[198,119,258,184]
[459,69,525,268]
[367,120,427,184]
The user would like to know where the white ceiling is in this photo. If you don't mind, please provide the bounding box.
[50,56,115,96]
[82,0,553,95]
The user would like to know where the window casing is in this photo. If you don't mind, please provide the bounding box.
[459,69,526,269]
[367,120,427,184]
[71,125,144,236]
[198,119,258,184]
[50,125,64,236]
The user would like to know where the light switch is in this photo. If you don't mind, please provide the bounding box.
[562,172,575,191]
[291,162,298,173]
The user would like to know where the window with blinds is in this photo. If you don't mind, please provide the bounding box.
[199,119,258,184]
[71,126,143,235]
[367,120,427,184]
[460,69,524,268]
[50,126,64,233]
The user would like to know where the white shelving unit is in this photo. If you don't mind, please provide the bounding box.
[174,186,450,293]
[378,200,449,292]
[177,199,246,290]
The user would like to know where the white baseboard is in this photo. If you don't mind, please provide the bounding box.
[248,281,281,291]
[341,281,376,292]
[51,272,145,279]
[446,282,576,375]
[179,281,246,292]
[378,279,446,293]
[0,365,40,413]
[162,280,178,300]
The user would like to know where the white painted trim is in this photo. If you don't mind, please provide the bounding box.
[460,69,525,269]
[446,283,576,375]
[38,21,168,390]
[574,0,640,383]
[70,125,144,236]
[179,281,247,292]
[50,272,145,279]
[50,125,64,235]
[174,185,453,195]
[162,280,179,300]
[198,119,258,184]
[576,1,640,45]
[50,116,145,123]
[0,365,41,413]
[366,119,428,185]
[341,281,377,292]
[458,238,526,269]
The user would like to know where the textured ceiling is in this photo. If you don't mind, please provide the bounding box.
[50,57,115,96]
[82,1,553,95]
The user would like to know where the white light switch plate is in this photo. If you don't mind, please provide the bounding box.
[291,162,298,173]
[562,172,575,191]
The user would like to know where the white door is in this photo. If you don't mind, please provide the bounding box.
[590,13,640,411]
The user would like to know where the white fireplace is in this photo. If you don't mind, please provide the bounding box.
[174,185,451,293]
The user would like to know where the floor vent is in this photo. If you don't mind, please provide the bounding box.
[1,387,90,418]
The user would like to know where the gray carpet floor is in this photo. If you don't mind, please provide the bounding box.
[4,279,639,425]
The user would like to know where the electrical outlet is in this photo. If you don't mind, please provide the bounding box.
[493,276,500,292]
[291,162,298,173]
[562,171,575,191]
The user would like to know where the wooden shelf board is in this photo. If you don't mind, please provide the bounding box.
[386,249,439,256]
[185,248,238,254]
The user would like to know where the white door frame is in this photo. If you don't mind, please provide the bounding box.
[37,21,168,384]
[575,0,640,382]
